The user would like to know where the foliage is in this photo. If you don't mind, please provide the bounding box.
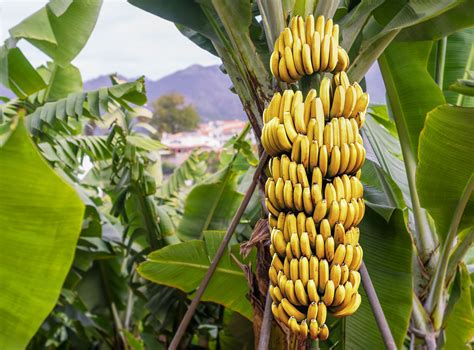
[151,93,200,135]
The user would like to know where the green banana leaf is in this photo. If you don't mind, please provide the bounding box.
[9,0,102,66]
[396,0,474,41]
[177,165,244,241]
[443,264,474,349]
[345,208,413,349]
[416,105,474,242]
[427,28,474,106]
[42,63,83,101]
[0,118,85,349]
[378,40,446,159]
[0,47,46,98]
[137,231,254,320]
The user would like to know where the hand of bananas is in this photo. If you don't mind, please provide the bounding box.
[263,15,369,342]
[270,15,350,83]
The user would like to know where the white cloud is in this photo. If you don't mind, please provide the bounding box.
[1,0,221,80]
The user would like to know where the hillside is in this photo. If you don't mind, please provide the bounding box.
[1,64,386,120]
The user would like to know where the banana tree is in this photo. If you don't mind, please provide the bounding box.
[128,0,474,348]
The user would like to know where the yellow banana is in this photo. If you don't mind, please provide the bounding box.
[313,98,325,142]
[296,212,306,236]
[283,180,294,210]
[266,197,280,217]
[333,292,361,317]
[294,102,306,134]
[270,156,280,179]
[267,179,281,210]
[315,234,325,259]
[322,280,335,305]
[299,255,310,285]
[319,145,329,177]
[313,199,327,224]
[278,271,288,293]
[354,141,366,173]
[330,263,342,286]
[349,271,361,291]
[305,14,315,44]
[343,244,353,267]
[346,143,358,174]
[285,46,301,81]
[273,285,284,302]
[333,284,346,306]
[307,280,319,302]
[269,92,282,120]
[289,161,298,186]
[315,15,325,37]
[334,222,346,246]
[332,24,339,44]
[325,183,337,206]
[288,316,300,333]
[283,27,293,48]
[324,18,333,39]
[340,264,349,284]
[318,259,329,293]
[306,118,315,141]
[292,39,305,76]
[275,177,286,209]
[304,89,317,125]
[311,183,322,206]
[280,90,294,121]
[345,119,355,144]
[303,187,314,215]
[343,86,357,118]
[297,16,306,45]
[272,253,284,271]
[328,200,340,227]
[341,174,351,200]
[293,183,303,211]
[319,219,331,240]
[339,198,348,225]
[316,301,327,325]
[309,318,319,340]
[328,36,338,72]
[302,43,314,75]
[291,134,302,163]
[356,198,365,226]
[344,199,356,229]
[300,135,310,171]
[270,50,280,80]
[332,118,340,148]
[323,122,334,151]
[290,258,299,281]
[295,279,309,305]
[271,302,279,320]
[296,164,309,188]
[278,55,293,83]
[333,244,346,266]
[281,298,305,321]
[320,34,331,71]
[330,86,345,118]
[339,117,348,145]
[283,257,290,276]
[319,324,330,340]
[290,233,302,259]
[277,302,290,324]
[309,256,319,281]
[286,212,297,236]
[311,31,321,72]
[285,280,301,306]
[319,77,331,118]
[300,232,312,259]
[300,319,309,339]
[268,213,278,229]
[280,154,290,181]
[291,90,303,115]
[339,142,350,174]
[269,265,278,285]
[306,217,317,247]
[353,92,369,116]
[307,301,318,320]
[351,245,363,270]
[325,236,335,262]
[283,111,298,143]
[312,167,323,187]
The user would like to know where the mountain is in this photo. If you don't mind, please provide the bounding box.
[1,64,386,119]
[85,65,246,121]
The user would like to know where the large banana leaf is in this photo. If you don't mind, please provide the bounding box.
[177,165,244,241]
[345,208,413,349]
[417,105,474,242]
[0,119,85,349]
[443,264,474,349]
[137,231,254,319]
[378,41,445,158]
[9,0,102,66]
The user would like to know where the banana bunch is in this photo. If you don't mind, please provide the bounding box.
[270,15,350,83]
[263,14,370,342]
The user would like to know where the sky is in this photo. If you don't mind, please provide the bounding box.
[0,0,221,80]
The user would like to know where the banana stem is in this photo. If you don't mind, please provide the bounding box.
[258,289,273,349]
[424,176,474,328]
[256,0,285,50]
[360,262,397,350]
[446,226,474,280]
[168,152,269,350]
[434,37,447,89]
